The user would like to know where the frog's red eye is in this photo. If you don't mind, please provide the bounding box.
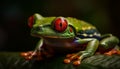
[53,17,68,32]
[28,15,34,28]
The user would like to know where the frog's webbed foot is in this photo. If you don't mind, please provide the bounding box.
[21,51,43,60]
[100,34,120,55]
[64,51,92,66]
[64,53,81,65]
[21,38,53,61]
[21,50,53,61]
[104,49,120,56]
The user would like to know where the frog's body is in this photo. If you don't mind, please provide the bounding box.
[21,13,120,65]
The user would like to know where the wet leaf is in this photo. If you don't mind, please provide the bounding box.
[0,52,120,69]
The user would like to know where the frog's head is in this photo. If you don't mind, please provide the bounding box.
[28,13,75,39]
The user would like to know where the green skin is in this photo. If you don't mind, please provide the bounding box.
[29,13,119,64]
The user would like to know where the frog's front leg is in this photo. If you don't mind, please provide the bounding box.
[21,38,46,60]
[64,38,99,65]
[100,34,120,55]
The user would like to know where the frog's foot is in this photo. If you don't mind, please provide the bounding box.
[64,53,82,66]
[21,51,43,60]
[104,49,120,56]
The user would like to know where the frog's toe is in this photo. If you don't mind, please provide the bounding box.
[64,59,71,64]
[117,50,120,54]
[73,60,81,66]
[21,52,28,57]
[104,49,120,56]
[21,51,43,60]
[24,56,33,60]
[21,51,34,60]
[64,53,81,65]
[66,54,79,60]
[66,54,76,58]
[21,51,33,57]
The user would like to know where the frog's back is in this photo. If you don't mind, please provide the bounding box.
[66,17,101,39]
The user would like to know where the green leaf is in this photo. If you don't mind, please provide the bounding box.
[0,52,120,69]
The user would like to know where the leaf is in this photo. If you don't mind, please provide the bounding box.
[0,52,120,69]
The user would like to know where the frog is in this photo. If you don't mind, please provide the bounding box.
[21,13,120,65]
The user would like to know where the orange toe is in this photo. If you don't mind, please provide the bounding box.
[73,60,81,66]
[21,52,29,57]
[64,59,71,64]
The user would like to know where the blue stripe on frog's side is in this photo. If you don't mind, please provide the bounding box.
[76,29,101,40]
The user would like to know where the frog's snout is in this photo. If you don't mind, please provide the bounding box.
[38,26,43,31]
[34,26,43,32]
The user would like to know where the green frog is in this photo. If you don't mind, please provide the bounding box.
[21,13,120,65]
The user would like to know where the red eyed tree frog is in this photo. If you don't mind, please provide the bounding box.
[21,13,120,65]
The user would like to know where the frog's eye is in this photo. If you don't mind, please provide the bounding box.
[53,17,68,32]
[28,15,34,28]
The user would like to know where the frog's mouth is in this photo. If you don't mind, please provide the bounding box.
[31,23,75,39]
[31,33,75,39]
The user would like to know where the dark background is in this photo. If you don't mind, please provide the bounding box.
[0,0,120,51]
